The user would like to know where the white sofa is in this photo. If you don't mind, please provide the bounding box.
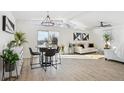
[74,43,97,54]
[104,49,124,62]
[104,42,124,63]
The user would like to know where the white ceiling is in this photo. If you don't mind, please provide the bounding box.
[12,11,124,30]
[12,11,86,20]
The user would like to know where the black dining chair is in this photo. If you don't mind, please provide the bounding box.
[29,47,41,69]
[44,48,56,71]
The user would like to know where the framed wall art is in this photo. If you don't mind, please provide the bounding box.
[73,32,89,41]
[2,15,15,34]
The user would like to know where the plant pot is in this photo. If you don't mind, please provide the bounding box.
[104,42,110,49]
[5,63,15,72]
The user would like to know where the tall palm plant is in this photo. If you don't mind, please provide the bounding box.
[14,32,27,46]
[7,32,27,49]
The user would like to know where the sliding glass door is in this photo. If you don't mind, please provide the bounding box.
[38,31,49,45]
[37,31,59,46]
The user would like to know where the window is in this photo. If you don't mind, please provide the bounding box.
[37,31,59,45]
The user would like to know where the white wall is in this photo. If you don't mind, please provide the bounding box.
[0,11,15,53]
[0,11,16,80]
[92,25,124,54]
[112,25,124,44]
[92,27,112,51]
[16,20,93,58]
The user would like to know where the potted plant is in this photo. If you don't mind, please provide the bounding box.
[0,32,27,72]
[103,33,111,49]
[61,45,65,54]
[7,40,16,49]
[1,48,19,72]
[14,32,27,46]
[6,32,27,49]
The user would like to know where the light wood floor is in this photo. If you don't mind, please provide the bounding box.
[18,57,124,81]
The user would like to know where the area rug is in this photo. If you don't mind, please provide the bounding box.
[61,54,104,59]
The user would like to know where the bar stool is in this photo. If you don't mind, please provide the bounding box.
[39,48,47,66]
[29,48,41,69]
[44,48,56,71]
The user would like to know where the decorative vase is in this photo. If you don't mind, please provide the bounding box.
[104,42,110,49]
[61,46,65,54]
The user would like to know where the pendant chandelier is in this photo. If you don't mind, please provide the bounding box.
[41,11,54,26]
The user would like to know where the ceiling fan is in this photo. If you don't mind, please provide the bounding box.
[86,21,112,31]
[96,21,112,28]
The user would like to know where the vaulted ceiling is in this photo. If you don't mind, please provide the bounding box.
[12,11,124,30]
